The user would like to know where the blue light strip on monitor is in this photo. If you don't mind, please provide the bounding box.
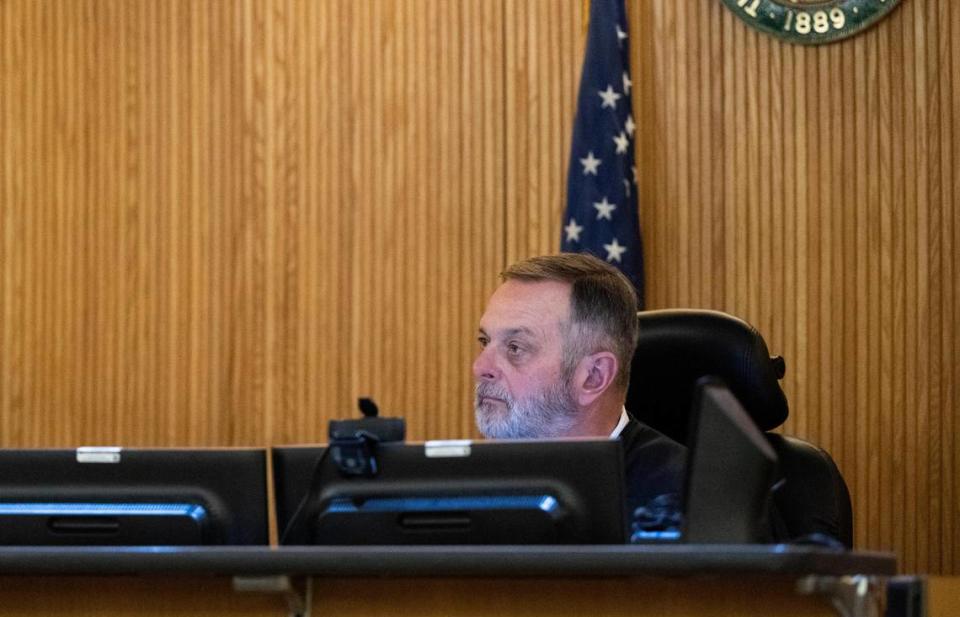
[0,503,208,522]
[631,529,682,541]
[327,495,559,513]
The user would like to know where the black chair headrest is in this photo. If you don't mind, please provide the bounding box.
[625,309,789,444]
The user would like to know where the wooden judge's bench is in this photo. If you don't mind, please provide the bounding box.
[1,544,946,617]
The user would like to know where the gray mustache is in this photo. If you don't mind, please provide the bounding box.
[475,382,510,403]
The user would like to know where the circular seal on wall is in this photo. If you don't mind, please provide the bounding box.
[719,0,902,45]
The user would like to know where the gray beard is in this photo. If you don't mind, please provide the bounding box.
[474,379,578,439]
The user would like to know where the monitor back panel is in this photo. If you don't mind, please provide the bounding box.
[273,439,627,545]
[0,448,269,545]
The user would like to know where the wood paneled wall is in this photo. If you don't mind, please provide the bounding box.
[1,0,504,445]
[633,0,959,577]
[0,1,957,574]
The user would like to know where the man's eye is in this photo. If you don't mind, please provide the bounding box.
[507,343,521,355]
[477,337,489,348]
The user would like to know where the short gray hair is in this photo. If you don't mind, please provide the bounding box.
[501,253,639,389]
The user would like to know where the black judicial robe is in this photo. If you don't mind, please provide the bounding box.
[620,415,790,542]
[618,415,687,516]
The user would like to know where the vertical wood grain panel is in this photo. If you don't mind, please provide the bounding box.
[623,0,959,575]
[503,0,581,266]
[0,0,503,448]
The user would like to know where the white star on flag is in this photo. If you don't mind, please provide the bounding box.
[613,131,629,154]
[603,238,627,263]
[622,71,632,94]
[580,151,601,175]
[625,115,636,136]
[564,218,584,242]
[593,197,617,220]
[616,25,628,42]
[598,85,621,109]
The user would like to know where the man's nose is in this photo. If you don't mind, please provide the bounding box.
[472,347,498,382]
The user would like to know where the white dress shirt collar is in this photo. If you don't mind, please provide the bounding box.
[610,406,629,438]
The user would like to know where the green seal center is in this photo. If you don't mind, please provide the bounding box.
[719,0,902,45]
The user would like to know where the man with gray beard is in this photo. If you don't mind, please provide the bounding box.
[472,253,686,516]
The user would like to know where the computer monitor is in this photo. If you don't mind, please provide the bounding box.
[682,378,779,543]
[274,439,627,545]
[0,448,269,545]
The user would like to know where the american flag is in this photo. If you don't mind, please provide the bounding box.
[562,0,645,308]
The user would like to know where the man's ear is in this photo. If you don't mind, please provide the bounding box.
[572,351,619,407]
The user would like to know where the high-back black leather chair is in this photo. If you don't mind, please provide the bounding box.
[625,308,853,547]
